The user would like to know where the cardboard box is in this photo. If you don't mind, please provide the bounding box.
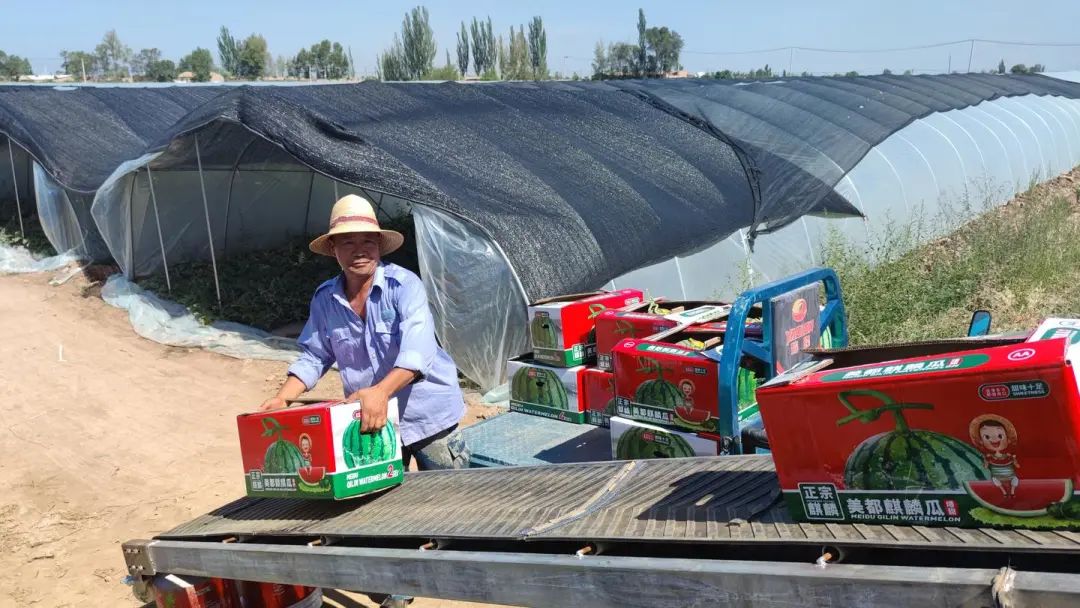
[757,336,1080,529]
[580,367,615,426]
[610,416,720,460]
[508,356,586,423]
[1028,318,1080,345]
[612,330,759,436]
[153,574,240,608]
[236,581,322,608]
[529,289,644,367]
[236,400,403,500]
[594,300,754,371]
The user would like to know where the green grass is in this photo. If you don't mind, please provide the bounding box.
[0,210,55,257]
[822,177,1080,345]
[137,215,418,331]
[138,242,341,329]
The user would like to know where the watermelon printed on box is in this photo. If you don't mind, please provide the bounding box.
[236,399,403,500]
[757,336,1080,530]
[610,416,719,460]
[612,332,760,438]
[528,289,644,367]
[580,367,616,426]
[508,356,586,423]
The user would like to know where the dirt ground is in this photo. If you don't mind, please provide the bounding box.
[0,271,507,608]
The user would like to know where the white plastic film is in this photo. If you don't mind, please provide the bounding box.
[100,274,300,362]
[413,205,528,391]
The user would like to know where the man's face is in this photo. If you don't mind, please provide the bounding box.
[331,232,381,278]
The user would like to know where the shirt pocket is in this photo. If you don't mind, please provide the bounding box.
[373,320,400,355]
[329,327,357,366]
[375,321,401,349]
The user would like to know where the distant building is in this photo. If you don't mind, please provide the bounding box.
[663,70,690,79]
[175,71,226,83]
[20,73,74,83]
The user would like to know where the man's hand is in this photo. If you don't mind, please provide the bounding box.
[348,386,389,433]
[257,375,308,413]
[259,396,288,412]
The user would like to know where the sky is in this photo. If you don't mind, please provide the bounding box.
[3,0,1079,77]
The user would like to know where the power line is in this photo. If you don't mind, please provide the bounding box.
[974,38,1080,47]
[683,46,793,56]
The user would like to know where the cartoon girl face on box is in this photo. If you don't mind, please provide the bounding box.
[969,415,1020,497]
[678,379,695,405]
[299,433,313,466]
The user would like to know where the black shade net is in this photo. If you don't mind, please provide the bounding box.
[2,74,1079,299]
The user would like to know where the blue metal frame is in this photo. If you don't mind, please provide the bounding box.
[704,267,848,452]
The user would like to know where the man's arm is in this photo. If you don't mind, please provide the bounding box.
[259,375,309,411]
[259,298,335,411]
[348,275,434,431]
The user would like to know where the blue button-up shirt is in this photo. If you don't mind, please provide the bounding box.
[287,263,464,446]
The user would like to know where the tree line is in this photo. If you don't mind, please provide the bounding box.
[591,9,684,79]
[703,60,1045,81]
[376,7,550,81]
[0,28,354,83]
[0,11,1057,84]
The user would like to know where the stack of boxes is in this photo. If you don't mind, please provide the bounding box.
[509,290,764,460]
[509,290,643,424]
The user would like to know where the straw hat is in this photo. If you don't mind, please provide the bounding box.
[309,194,404,257]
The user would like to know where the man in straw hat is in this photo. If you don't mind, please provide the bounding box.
[259,194,469,472]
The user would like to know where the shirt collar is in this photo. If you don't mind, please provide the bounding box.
[331,263,387,306]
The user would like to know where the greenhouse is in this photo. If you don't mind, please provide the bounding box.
[2,74,1080,389]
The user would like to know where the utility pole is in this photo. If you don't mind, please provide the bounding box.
[966,39,975,73]
[81,58,86,82]
[787,47,794,76]
[947,53,952,74]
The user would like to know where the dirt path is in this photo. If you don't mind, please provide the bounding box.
[0,271,505,607]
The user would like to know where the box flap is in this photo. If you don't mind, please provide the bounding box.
[759,358,835,388]
[804,335,1025,368]
[530,291,605,306]
[662,304,731,324]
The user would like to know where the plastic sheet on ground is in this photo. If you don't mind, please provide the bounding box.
[0,243,79,274]
[100,274,301,363]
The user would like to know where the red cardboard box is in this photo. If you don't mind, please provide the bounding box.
[580,367,615,427]
[236,581,322,608]
[595,301,749,371]
[610,416,721,459]
[612,331,760,437]
[757,337,1080,529]
[529,289,643,367]
[153,574,239,608]
[508,357,586,423]
[236,400,403,500]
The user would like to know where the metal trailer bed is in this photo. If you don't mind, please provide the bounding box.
[123,455,1080,607]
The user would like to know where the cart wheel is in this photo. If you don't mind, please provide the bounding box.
[126,574,155,604]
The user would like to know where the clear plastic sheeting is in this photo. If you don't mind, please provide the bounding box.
[100,274,300,362]
[611,93,1080,300]
[92,152,161,276]
[413,205,528,390]
[0,243,78,274]
[33,163,110,259]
